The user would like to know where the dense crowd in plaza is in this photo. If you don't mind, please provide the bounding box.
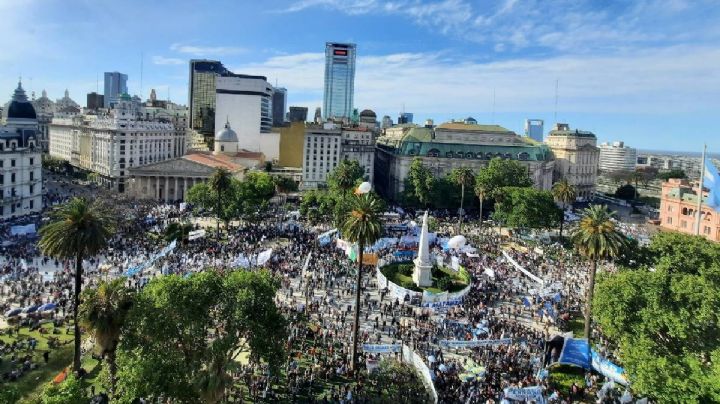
[0,175,643,402]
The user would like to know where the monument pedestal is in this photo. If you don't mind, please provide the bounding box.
[413,258,433,287]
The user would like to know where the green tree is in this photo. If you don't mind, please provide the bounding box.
[493,187,561,231]
[475,157,533,200]
[614,183,636,200]
[79,279,134,397]
[164,221,193,245]
[451,167,475,232]
[209,168,233,240]
[551,179,577,239]
[39,197,114,373]
[273,176,298,193]
[657,169,687,180]
[474,182,487,226]
[407,158,434,207]
[39,374,88,404]
[115,270,287,403]
[328,159,365,192]
[365,360,430,402]
[341,193,383,374]
[236,171,276,217]
[571,205,627,339]
[594,232,720,402]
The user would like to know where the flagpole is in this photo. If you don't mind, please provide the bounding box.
[695,144,707,235]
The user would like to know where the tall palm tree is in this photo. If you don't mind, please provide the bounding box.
[551,179,577,240]
[39,197,114,373]
[474,182,487,228]
[209,168,232,240]
[452,167,474,233]
[341,193,383,374]
[79,279,133,396]
[571,205,627,339]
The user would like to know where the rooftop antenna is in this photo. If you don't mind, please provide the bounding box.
[96,72,99,93]
[554,79,559,123]
[491,88,496,123]
[140,52,144,98]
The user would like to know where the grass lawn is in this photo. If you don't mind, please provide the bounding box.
[380,261,470,293]
[567,318,585,337]
[549,365,586,395]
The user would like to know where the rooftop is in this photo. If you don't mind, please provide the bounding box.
[183,152,245,171]
[435,122,513,133]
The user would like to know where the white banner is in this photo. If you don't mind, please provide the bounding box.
[188,229,206,240]
[362,344,402,353]
[440,338,512,349]
[502,251,544,285]
[10,224,36,236]
[504,386,544,402]
[256,248,273,266]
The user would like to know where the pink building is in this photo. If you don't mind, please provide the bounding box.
[659,178,720,242]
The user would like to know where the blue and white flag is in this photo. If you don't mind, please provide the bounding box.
[704,158,720,209]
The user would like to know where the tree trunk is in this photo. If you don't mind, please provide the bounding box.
[350,241,364,375]
[478,197,483,227]
[73,254,83,373]
[458,183,465,233]
[216,190,221,241]
[584,259,597,339]
[559,202,565,239]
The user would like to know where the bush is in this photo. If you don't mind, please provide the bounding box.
[614,184,636,200]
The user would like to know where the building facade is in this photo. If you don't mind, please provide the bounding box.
[214,75,277,160]
[278,121,305,168]
[375,122,554,200]
[302,124,342,189]
[659,178,720,242]
[87,92,104,110]
[524,119,544,142]
[31,89,55,153]
[323,42,356,120]
[272,87,287,126]
[1,82,42,219]
[398,112,414,124]
[599,141,637,173]
[49,95,185,192]
[103,72,128,108]
[288,106,308,123]
[188,60,231,136]
[546,123,599,200]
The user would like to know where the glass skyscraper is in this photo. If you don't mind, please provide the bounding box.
[323,42,356,120]
[103,71,128,109]
[188,60,230,135]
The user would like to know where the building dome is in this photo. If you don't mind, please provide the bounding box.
[7,81,37,120]
[215,120,238,142]
[360,109,376,118]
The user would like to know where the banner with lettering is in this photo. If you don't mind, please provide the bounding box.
[440,338,512,349]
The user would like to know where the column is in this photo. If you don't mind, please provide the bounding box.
[183,177,188,200]
[155,176,160,201]
[174,177,178,201]
[164,176,169,204]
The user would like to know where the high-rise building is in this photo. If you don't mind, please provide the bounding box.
[214,74,277,159]
[272,87,287,126]
[87,92,104,110]
[524,119,544,142]
[323,42,356,120]
[1,82,43,218]
[314,107,322,123]
[598,141,637,173]
[188,60,231,136]
[103,72,128,108]
[546,123,599,200]
[381,115,393,128]
[288,106,308,123]
[398,112,414,124]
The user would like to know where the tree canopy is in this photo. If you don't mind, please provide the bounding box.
[187,172,277,222]
[114,270,287,403]
[593,232,720,402]
[492,187,561,230]
[327,159,365,192]
[657,169,687,180]
[475,158,533,200]
[614,183,636,200]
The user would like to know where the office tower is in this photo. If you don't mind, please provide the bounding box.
[599,141,637,172]
[289,106,308,122]
[188,59,231,135]
[398,112,414,124]
[214,74,275,157]
[381,115,393,128]
[314,107,322,123]
[272,87,287,126]
[524,119,544,142]
[323,42,356,119]
[103,72,128,108]
[87,92,104,110]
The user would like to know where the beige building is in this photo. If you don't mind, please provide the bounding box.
[375,121,554,199]
[546,123,599,200]
[277,121,305,168]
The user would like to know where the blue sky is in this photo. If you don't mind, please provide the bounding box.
[2,0,719,151]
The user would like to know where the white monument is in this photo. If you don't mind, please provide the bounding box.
[413,211,433,287]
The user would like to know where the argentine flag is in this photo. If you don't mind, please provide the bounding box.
[704,158,720,209]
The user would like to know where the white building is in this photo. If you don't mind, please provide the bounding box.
[49,94,185,192]
[31,89,55,153]
[599,141,637,173]
[0,82,42,219]
[302,123,342,189]
[214,75,278,161]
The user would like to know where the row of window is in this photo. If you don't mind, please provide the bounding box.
[0,158,34,168]
[0,172,36,184]
[420,150,531,161]
[0,199,36,215]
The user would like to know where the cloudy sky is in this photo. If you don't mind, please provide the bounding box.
[2,0,719,151]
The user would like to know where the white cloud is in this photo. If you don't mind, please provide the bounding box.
[152,55,185,65]
[170,43,246,56]
[231,46,720,116]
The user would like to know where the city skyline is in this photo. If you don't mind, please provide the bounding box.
[2,0,719,151]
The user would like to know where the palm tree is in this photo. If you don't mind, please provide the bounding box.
[79,279,133,396]
[571,205,627,339]
[39,197,114,373]
[341,193,383,375]
[452,167,474,233]
[165,221,194,245]
[474,182,487,228]
[551,179,577,240]
[209,168,232,240]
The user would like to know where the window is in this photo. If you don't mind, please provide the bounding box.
[681,220,687,229]
[704,226,711,235]
[29,158,34,166]
[11,159,15,167]
[667,217,672,224]
[30,172,33,181]
[29,200,34,209]
[11,173,15,183]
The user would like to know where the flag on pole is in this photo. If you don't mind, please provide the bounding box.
[704,158,720,209]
